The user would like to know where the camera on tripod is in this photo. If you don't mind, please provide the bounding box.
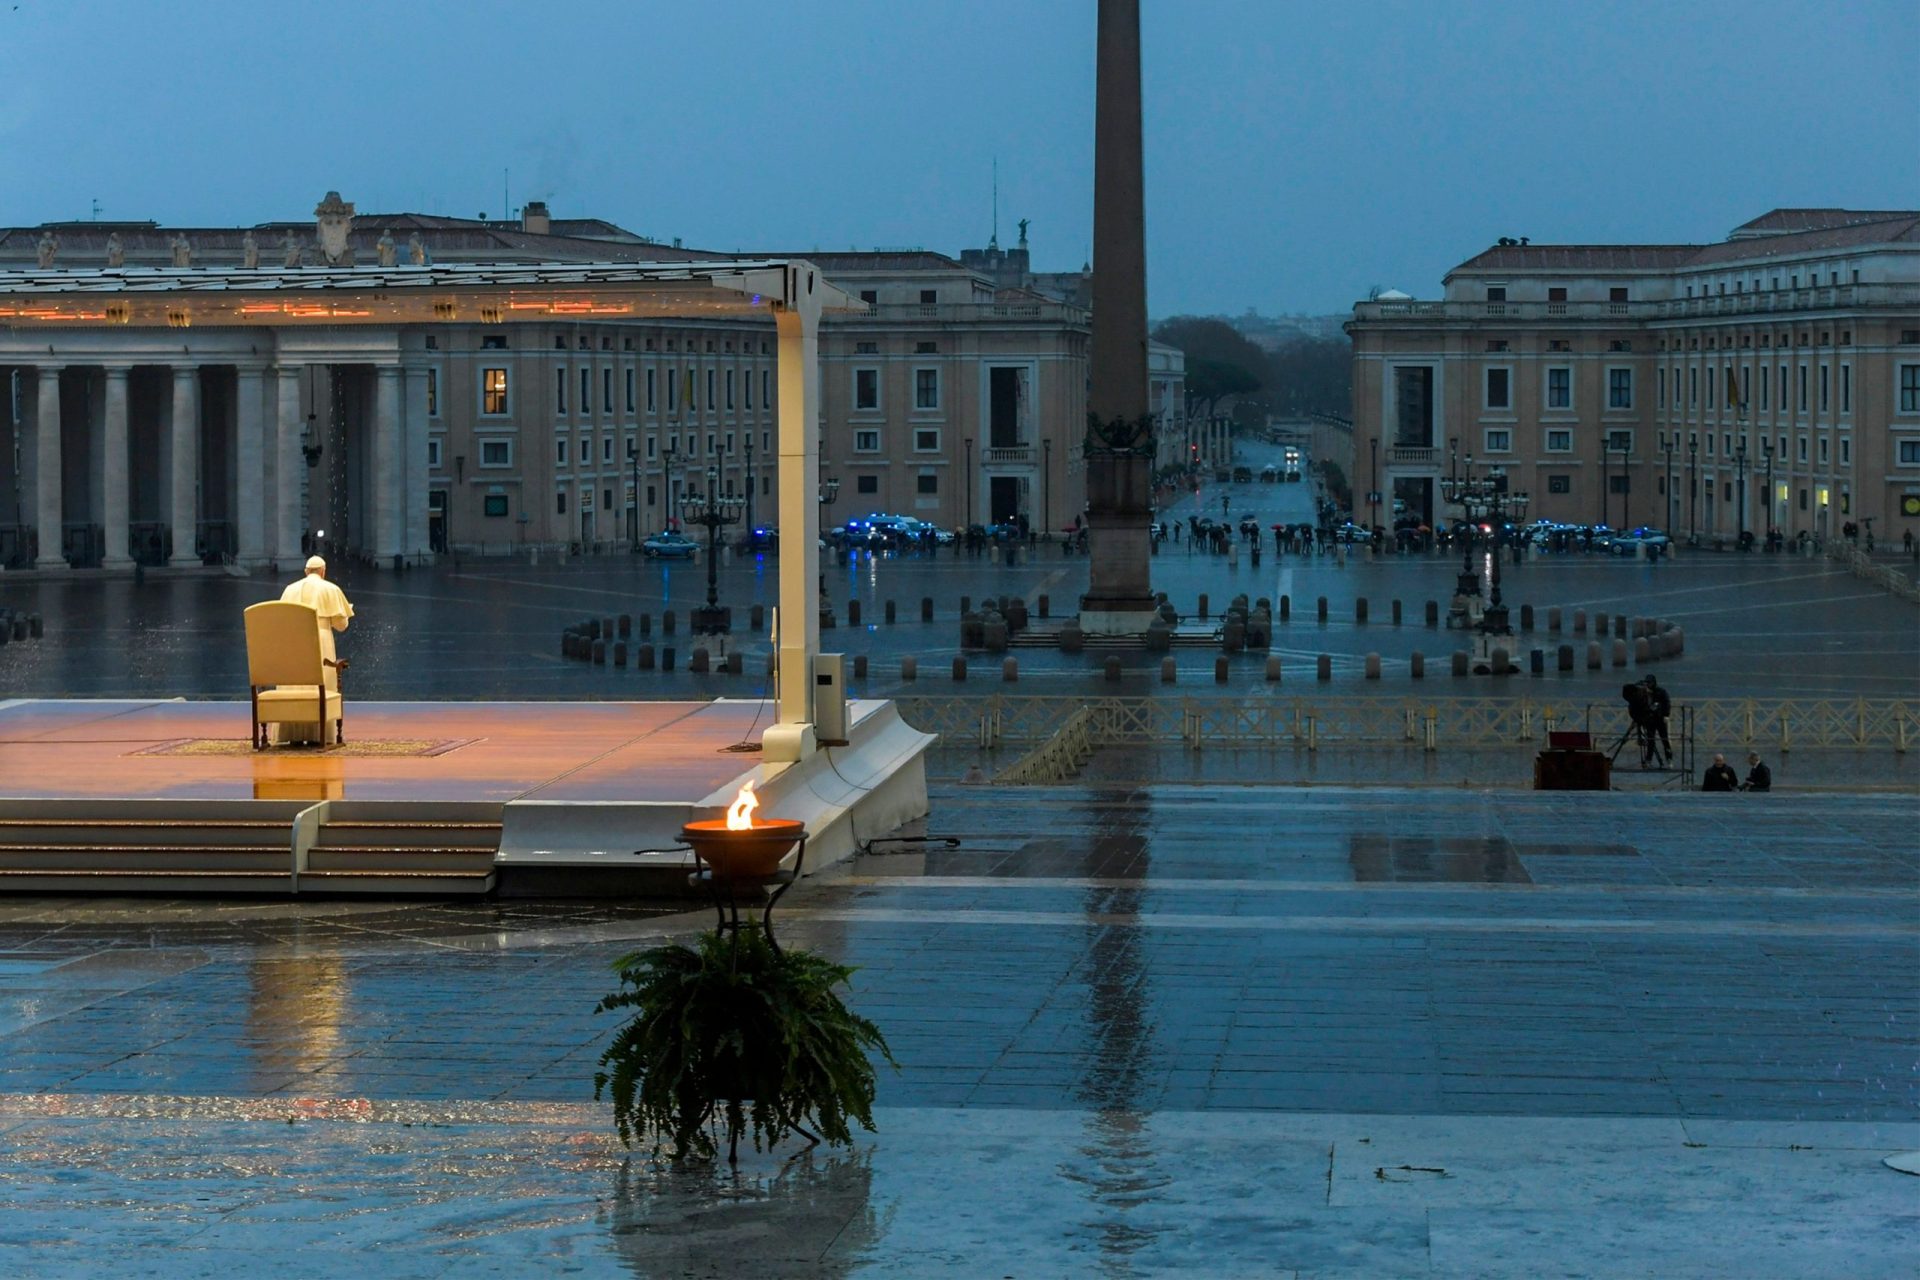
[1621,680,1653,726]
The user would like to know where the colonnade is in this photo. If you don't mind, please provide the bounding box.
[1,342,426,572]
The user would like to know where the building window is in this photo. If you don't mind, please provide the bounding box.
[1546,367,1571,409]
[1545,428,1572,452]
[915,368,940,410]
[1609,340,1632,352]
[744,368,753,411]
[427,438,442,469]
[706,369,715,411]
[645,368,657,413]
[482,335,508,350]
[726,369,735,410]
[1818,436,1829,464]
[1798,365,1809,412]
[1485,367,1510,410]
[1609,287,1628,303]
[1484,428,1512,453]
[915,341,938,354]
[857,474,879,494]
[762,370,770,408]
[916,473,939,495]
[603,368,613,413]
[603,488,613,512]
[919,290,937,305]
[582,366,592,413]
[555,366,568,414]
[859,290,877,306]
[1485,339,1509,352]
[479,439,511,467]
[1798,436,1809,462]
[1606,429,1633,454]
[1819,365,1829,413]
[1485,286,1506,302]
[483,493,510,517]
[602,437,613,463]
[854,368,880,411]
[1607,368,1632,409]
[1610,475,1631,495]
[555,439,567,466]
[625,368,635,414]
[1658,367,1666,406]
[1897,366,1920,413]
[579,437,589,463]
[667,369,678,413]
[482,368,509,415]
[1547,286,1567,303]
[855,341,878,355]
[1841,364,1851,414]
[1898,440,1920,466]
[854,428,881,452]
[1548,339,1571,352]
[1548,475,1571,494]
[556,490,567,515]
[426,368,439,417]
[914,428,940,452]
[1688,368,1697,406]
[1759,368,1769,411]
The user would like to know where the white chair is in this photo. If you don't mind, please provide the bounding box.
[243,601,344,749]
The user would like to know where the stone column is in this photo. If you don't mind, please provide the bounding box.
[274,365,304,566]
[404,365,431,561]
[100,365,134,569]
[168,365,200,565]
[33,367,66,569]
[235,365,267,565]
[1078,0,1157,631]
[764,303,821,762]
[373,364,402,563]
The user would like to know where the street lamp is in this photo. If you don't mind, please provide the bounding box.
[681,466,745,635]
[626,440,641,551]
[1438,454,1481,601]
[1662,436,1676,534]
[1439,462,1527,638]
[742,430,756,538]
[817,475,839,627]
[1369,436,1380,538]
[1762,438,1775,546]
[1042,437,1052,541]
[1618,435,1631,530]
[1687,436,1698,544]
[1734,440,1748,546]
[963,437,973,529]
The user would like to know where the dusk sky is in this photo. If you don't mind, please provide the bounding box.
[2,0,1913,317]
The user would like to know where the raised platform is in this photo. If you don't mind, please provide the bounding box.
[0,697,933,896]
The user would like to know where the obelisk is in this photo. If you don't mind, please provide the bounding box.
[1078,0,1158,634]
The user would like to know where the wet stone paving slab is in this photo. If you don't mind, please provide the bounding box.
[0,785,1914,1276]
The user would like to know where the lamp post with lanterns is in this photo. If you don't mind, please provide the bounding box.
[1440,462,1529,640]
[681,466,745,635]
[817,475,839,627]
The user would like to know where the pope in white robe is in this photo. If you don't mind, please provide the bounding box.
[275,556,353,742]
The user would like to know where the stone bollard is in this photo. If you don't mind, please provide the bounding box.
[1520,604,1534,632]
[1558,645,1574,672]
[853,654,868,678]
[1265,654,1282,682]
[1215,656,1230,684]
[847,599,861,627]
[636,643,656,670]
[750,604,764,631]
[1365,653,1381,679]
[592,639,606,665]
[1198,593,1209,620]
[1491,648,1511,676]
[952,656,967,682]
[1593,611,1608,636]
[901,657,917,681]
[1222,622,1245,653]
[1612,640,1629,668]
[1356,598,1369,624]
[613,642,628,668]
[1060,625,1084,654]
[617,614,632,639]
[885,600,896,624]
[1317,654,1333,681]
[1104,655,1122,682]
[1317,596,1329,622]
[1547,607,1562,632]
[983,618,1009,651]
[1392,599,1403,626]
[1162,657,1178,684]
[1145,623,1172,652]
[960,595,971,616]
[28,614,41,639]
[662,610,677,636]
[1634,637,1651,664]
[1444,650,1466,677]
[1003,657,1019,682]
[639,613,652,637]
[1670,626,1685,656]
[1410,651,1425,679]
[1425,600,1440,626]
[662,646,676,672]
[725,652,744,675]
[689,647,710,673]
[1573,610,1587,635]
[588,618,602,640]
[922,597,934,622]
[603,617,615,643]
[1614,615,1628,639]
[1279,594,1291,621]
[1586,642,1602,669]
[1038,593,1050,619]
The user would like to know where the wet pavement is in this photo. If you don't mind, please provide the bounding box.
[0,785,1914,1276]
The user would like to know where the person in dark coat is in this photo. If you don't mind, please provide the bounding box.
[1742,752,1772,792]
[1702,754,1739,791]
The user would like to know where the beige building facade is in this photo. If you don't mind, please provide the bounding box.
[1347,209,1920,542]
[0,201,1109,569]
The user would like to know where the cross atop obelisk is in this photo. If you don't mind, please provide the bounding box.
[1078,0,1159,634]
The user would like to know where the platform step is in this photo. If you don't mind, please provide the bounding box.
[297,868,495,896]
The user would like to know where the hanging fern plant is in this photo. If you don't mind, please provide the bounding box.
[594,925,895,1163]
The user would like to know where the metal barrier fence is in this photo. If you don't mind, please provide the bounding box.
[898,695,1917,753]
[1829,542,1920,603]
[991,706,1095,784]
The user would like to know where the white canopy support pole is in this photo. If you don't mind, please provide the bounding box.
[762,279,822,762]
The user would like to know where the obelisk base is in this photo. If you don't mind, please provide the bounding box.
[1077,603,1160,636]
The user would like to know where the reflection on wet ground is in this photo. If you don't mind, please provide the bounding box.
[0,784,1913,1275]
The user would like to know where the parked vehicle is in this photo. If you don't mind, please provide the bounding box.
[641,531,699,558]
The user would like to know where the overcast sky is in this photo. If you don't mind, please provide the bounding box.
[2,0,1913,316]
